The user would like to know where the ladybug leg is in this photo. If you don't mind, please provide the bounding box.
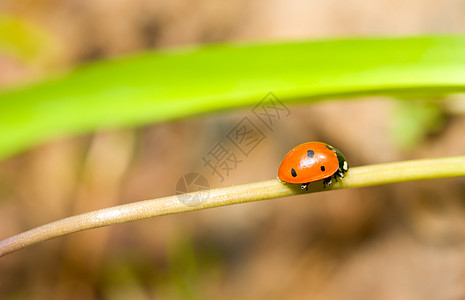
[323,177,332,188]
[336,169,345,179]
[301,183,309,190]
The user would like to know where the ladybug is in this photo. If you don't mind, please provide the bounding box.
[278,142,349,190]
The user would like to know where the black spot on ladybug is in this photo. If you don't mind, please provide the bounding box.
[291,168,297,177]
[321,166,325,172]
[307,150,314,158]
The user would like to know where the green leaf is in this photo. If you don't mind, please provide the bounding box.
[1,36,465,160]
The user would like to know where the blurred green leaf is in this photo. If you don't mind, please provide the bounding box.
[390,99,445,150]
[1,36,465,160]
[0,14,62,66]
[167,234,200,300]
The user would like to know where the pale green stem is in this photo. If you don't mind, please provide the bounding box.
[1,156,464,257]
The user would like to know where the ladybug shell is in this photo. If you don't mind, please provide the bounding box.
[278,142,340,184]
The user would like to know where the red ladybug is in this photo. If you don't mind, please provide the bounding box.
[278,142,349,189]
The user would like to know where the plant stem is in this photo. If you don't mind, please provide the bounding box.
[1,155,464,257]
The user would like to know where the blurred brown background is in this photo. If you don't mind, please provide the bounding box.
[1,0,465,299]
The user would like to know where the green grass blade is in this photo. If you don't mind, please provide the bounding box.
[1,36,465,160]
